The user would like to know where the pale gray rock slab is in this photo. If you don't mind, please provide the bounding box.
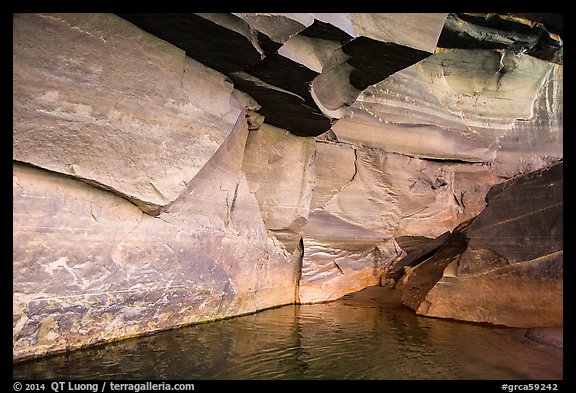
[298,209,404,303]
[345,48,562,177]
[13,13,244,215]
[347,13,449,53]
[232,13,308,44]
[13,115,298,362]
[12,12,564,360]
[242,124,316,253]
[310,141,357,210]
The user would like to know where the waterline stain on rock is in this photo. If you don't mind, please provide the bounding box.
[13,13,562,361]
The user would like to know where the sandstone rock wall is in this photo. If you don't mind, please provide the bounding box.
[13,113,299,361]
[13,13,562,360]
[13,13,297,361]
[396,162,563,327]
[13,13,245,215]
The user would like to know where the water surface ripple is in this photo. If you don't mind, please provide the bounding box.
[13,286,563,380]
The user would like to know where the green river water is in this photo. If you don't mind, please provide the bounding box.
[13,286,563,380]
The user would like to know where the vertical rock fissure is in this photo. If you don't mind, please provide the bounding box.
[373,246,382,276]
[333,260,344,274]
[294,237,304,304]
[12,12,563,363]
[320,145,359,209]
[229,181,240,231]
[350,147,359,184]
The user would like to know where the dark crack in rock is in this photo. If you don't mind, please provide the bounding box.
[397,162,563,327]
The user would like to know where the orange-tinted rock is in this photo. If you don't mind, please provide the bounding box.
[399,162,563,327]
[12,13,246,215]
[13,114,298,362]
[13,12,563,362]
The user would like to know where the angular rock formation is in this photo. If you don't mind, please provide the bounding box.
[396,162,563,327]
[13,13,247,216]
[299,143,405,302]
[312,14,448,117]
[241,123,316,253]
[13,112,299,361]
[118,13,449,136]
[438,13,563,64]
[13,12,562,361]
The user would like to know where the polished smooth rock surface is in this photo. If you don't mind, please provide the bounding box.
[13,13,245,215]
[398,162,563,327]
[13,12,563,360]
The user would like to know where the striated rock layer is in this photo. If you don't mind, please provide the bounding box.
[13,13,248,216]
[396,162,563,327]
[13,113,299,361]
[13,12,562,361]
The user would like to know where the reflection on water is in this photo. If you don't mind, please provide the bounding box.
[13,286,563,380]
